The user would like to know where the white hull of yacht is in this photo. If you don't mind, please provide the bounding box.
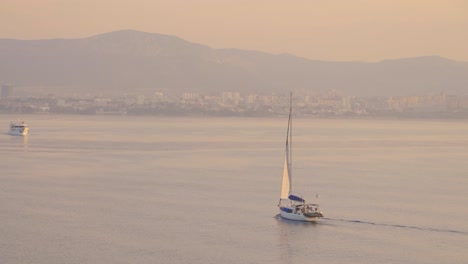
[279,210,321,222]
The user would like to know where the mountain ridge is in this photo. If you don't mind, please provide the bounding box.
[1,30,467,96]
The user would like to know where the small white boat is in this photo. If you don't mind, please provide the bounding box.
[278,93,323,222]
[9,121,29,136]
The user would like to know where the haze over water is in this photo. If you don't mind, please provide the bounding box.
[1,115,468,263]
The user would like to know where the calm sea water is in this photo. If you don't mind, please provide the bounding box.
[1,114,468,264]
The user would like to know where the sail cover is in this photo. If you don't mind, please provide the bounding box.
[288,195,304,202]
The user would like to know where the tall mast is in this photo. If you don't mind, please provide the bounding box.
[289,92,292,182]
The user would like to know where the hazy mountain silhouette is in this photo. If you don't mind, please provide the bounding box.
[1,29,467,96]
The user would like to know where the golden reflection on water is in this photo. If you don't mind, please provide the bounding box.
[22,135,28,151]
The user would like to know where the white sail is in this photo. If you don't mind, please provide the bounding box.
[280,154,291,199]
[280,99,292,200]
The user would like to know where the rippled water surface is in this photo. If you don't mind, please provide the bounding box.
[1,115,468,263]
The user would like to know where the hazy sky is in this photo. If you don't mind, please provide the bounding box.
[1,0,467,62]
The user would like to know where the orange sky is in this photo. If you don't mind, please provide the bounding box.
[1,0,467,61]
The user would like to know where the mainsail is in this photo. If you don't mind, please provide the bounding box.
[280,152,291,199]
[280,93,293,200]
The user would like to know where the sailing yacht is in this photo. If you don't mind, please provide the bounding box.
[278,93,323,222]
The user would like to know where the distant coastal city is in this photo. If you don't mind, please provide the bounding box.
[1,84,468,118]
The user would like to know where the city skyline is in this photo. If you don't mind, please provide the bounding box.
[2,89,468,119]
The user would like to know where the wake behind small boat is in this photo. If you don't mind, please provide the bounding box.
[277,93,323,222]
[9,121,29,136]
